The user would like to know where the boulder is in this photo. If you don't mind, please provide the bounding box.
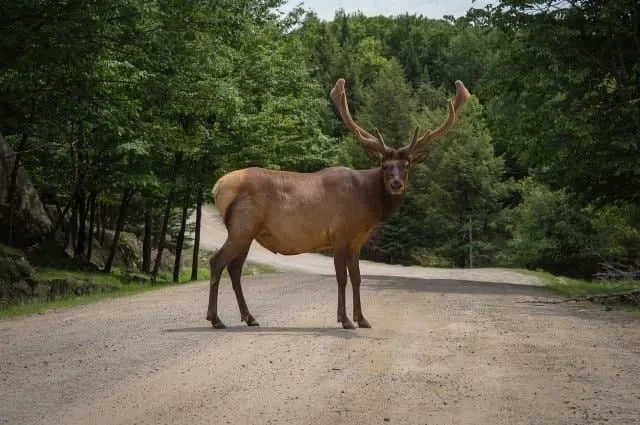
[0,136,52,247]
[12,280,32,296]
[33,282,51,299]
[97,230,142,271]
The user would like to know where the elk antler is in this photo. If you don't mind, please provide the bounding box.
[399,80,470,162]
[330,78,392,158]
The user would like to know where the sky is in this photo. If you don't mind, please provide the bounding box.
[281,0,492,21]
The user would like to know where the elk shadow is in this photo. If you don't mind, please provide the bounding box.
[363,275,555,297]
[163,326,384,340]
[365,275,640,324]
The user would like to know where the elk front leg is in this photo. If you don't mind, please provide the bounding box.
[334,249,356,329]
[347,253,371,328]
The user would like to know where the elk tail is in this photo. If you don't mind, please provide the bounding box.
[211,170,246,227]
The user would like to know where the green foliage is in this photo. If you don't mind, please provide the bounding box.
[0,244,33,282]
[504,179,600,277]
[414,96,509,267]
[478,0,640,205]
[529,271,640,307]
[0,257,34,282]
[359,59,418,148]
[1,1,638,282]
[0,0,338,273]
[388,95,508,267]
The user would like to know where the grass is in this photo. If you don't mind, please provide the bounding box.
[0,243,25,257]
[517,268,640,308]
[1,280,161,319]
[0,261,276,320]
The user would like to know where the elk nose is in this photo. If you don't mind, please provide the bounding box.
[390,180,403,191]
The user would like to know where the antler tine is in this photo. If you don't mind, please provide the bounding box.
[374,128,385,144]
[401,80,470,157]
[404,126,421,154]
[330,79,391,155]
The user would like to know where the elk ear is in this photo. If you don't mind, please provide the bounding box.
[410,151,429,164]
[364,147,384,162]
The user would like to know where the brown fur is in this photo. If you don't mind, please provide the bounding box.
[213,166,403,255]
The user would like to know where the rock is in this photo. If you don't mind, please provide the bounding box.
[33,282,51,299]
[41,278,118,297]
[0,136,52,247]
[101,230,141,271]
[11,280,32,296]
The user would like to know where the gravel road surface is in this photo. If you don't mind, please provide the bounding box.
[1,207,639,425]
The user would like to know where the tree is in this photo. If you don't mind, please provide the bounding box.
[410,95,509,267]
[478,0,640,205]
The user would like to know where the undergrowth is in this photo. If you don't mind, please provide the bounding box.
[1,262,276,319]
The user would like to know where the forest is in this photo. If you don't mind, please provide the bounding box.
[1,0,638,283]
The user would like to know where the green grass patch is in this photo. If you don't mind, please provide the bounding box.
[518,269,640,309]
[0,281,159,319]
[0,243,25,257]
[546,276,640,299]
[0,261,276,320]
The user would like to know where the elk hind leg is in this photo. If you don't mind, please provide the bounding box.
[207,198,256,329]
[207,248,228,328]
[228,250,259,326]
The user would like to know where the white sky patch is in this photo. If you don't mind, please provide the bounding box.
[280,0,493,20]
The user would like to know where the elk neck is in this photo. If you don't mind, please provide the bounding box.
[361,167,406,224]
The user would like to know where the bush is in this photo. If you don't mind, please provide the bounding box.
[504,179,639,278]
[0,244,34,282]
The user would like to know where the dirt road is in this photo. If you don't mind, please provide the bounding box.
[1,208,639,425]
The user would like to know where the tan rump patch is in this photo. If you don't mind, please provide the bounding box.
[211,169,248,221]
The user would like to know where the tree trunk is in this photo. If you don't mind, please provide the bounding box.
[104,190,133,274]
[191,192,203,281]
[94,201,101,247]
[151,152,183,282]
[75,187,87,256]
[142,206,152,273]
[151,191,173,282]
[70,196,78,252]
[87,192,97,262]
[49,189,77,243]
[173,203,189,283]
[54,201,71,249]
[55,201,71,250]
[5,132,29,246]
[100,202,107,245]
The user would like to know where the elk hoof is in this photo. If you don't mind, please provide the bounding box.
[342,319,356,330]
[357,317,372,328]
[245,315,260,327]
[211,317,227,329]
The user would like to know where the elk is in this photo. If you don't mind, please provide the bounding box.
[207,78,470,329]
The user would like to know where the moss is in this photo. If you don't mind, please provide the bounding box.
[0,243,25,258]
[0,256,34,282]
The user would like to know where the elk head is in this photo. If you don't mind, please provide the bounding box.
[330,78,470,195]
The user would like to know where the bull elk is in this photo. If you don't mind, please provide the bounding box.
[207,78,470,329]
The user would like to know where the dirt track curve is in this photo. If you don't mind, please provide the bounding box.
[1,207,639,425]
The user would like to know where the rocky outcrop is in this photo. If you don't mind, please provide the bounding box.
[0,245,118,306]
[0,136,52,247]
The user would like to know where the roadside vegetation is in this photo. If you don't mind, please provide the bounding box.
[0,244,275,319]
[521,269,640,309]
